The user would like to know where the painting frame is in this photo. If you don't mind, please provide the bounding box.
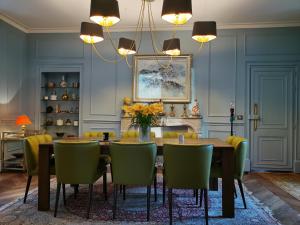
[133,54,192,103]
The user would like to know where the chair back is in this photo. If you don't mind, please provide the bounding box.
[121,131,156,139]
[234,139,248,179]
[24,134,52,175]
[83,131,116,139]
[164,144,213,189]
[110,142,157,185]
[54,141,100,184]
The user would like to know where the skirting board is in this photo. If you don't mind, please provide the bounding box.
[294,160,300,173]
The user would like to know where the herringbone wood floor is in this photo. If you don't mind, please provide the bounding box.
[0,172,299,225]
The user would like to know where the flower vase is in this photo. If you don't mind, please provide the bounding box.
[139,126,151,142]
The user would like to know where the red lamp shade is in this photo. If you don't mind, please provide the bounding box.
[16,115,32,126]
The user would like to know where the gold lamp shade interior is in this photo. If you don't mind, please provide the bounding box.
[90,0,120,27]
[80,22,104,44]
[118,37,136,56]
[162,38,181,56]
[161,0,192,25]
[192,21,217,43]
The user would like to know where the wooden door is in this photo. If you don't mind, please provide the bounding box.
[250,65,295,171]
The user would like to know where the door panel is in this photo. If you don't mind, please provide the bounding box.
[250,66,294,170]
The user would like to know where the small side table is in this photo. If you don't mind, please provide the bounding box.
[0,131,25,172]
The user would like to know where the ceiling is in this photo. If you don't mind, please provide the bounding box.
[0,0,300,33]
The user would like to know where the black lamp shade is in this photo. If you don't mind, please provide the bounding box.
[90,0,120,27]
[192,21,217,43]
[118,37,136,55]
[162,38,181,56]
[162,0,192,25]
[80,22,104,44]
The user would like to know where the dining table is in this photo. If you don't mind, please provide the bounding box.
[38,137,235,218]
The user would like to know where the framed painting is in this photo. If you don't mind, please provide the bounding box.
[133,55,192,103]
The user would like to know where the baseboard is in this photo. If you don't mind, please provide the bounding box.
[245,158,250,172]
[294,160,300,173]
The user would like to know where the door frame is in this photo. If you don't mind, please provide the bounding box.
[246,62,298,172]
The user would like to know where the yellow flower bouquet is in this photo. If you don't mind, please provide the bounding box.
[122,102,163,138]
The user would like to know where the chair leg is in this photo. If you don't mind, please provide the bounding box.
[200,189,204,208]
[54,182,61,217]
[154,169,157,202]
[123,185,126,200]
[62,184,66,206]
[103,171,107,201]
[163,171,166,204]
[196,189,199,205]
[113,184,118,219]
[234,183,237,198]
[87,184,93,219]
[23,175,32,203]
[73,184,79,199]
[110,163,113,182]
[147,185,151,221]
[168,188,173,225]
[193,189,196,197]
[204,189,209,225]
[237,179,247,209]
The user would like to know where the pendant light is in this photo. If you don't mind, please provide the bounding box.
[161,0,192,25]
[162,38,181,56]
[90,0,120,27]
[118,38,136,56]
[192,21,217,43]
[80,22,104,44]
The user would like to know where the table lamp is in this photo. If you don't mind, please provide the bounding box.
[16,115,32,136]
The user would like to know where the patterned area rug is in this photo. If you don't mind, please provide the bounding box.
[0,176,281,225]
[258,172,300,200]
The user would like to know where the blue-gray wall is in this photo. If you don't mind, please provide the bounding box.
[0,20,27,131]
[1,19,300,171]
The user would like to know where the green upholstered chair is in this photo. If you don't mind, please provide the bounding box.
[23,134,54,203]
[83,131,116,139]
[121,130,156,139]
[210,136,248,209]
[163,144,213,225]
[53,141,107,219]
[110,142,157,221]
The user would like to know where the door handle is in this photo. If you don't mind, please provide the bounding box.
[253,103,259,131]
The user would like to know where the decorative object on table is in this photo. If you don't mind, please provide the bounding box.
[181,104,189,117]
[65,119,72,126]
[62,89,69,100]
[16,115,32,136]
[230,102,235,136]
[56,119,64,126]
[59,75,67,88]
[103,132,109,141]
[122,96,132,117]
[46,106,54,113]
[133,55,192,103]
[50,90,57,100]
[122,102,163,142]
[47,81,55,88]
[169,104,176,117]
[178,133,185,144]
[73,120,79,126]
[191,99,200,117]
[55,104,61,113]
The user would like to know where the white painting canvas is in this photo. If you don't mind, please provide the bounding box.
[133,55,191,102]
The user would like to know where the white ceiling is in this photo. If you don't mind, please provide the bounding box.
[0,0,300,33]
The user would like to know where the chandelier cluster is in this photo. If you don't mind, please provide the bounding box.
[80,0,217,60]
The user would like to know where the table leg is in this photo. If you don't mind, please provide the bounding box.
[38,144,51,211]
[222,148,234,218]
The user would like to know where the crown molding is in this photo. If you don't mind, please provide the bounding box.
[0,13,29,33]
[1,13,300,34]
